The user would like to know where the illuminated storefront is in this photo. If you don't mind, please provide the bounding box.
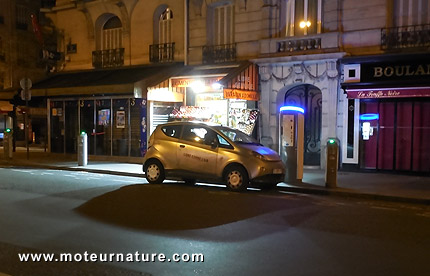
[341,53,430,173]
[147,62,260,136]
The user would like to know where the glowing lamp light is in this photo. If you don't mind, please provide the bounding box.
[359,113,379,121]
[299,21,311,28]
[5,128,11,133]
[328,139,336,144]
[80,131,86,135]
[280,105,305,114]
[190,81,206,93]
[212,82,222,90]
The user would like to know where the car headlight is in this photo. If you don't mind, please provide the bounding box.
[252,151,267,160]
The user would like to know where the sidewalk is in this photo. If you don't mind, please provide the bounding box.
[0,147,429,205]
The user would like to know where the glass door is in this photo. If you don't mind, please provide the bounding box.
[80,100,95,155]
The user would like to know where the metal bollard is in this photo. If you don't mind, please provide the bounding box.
[325,138,339,188]
[78,132,88,166]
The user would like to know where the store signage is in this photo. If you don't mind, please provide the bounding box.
[172,77,222,88]
[223,89,259,101]
[361,61,430,82]
[346,87,430,99]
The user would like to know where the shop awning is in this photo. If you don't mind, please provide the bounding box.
[163,61,259,101]
[345,86,430,99]
[31,63,184,97]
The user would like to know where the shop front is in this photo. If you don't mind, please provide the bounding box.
[147,62,260,136]
[48,97,147,157]
[31,63,182,159]
[341,53,430,173]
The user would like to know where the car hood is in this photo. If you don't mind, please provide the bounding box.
[238,143,282,161]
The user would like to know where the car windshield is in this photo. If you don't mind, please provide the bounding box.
[214,126,260,145]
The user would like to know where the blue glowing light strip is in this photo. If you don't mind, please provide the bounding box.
[280,106,305,114]
[359,113,379,120]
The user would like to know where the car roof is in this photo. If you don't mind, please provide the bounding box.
[158,121,221,128]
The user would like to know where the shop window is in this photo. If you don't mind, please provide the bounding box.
[393,0,430,27]
[207,3,234,45]
[282,0,321,36]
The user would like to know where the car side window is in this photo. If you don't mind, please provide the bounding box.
[182,126,217,146]
[217,134,233,149]
[161,125,182,138]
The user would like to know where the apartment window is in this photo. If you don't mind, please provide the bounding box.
[159,8,173,44]
[0,71,4,89]
[0,0,5,24]
[102,16,122,50]
[208,3,234,45]
[16,5,28,30]
[283,0,322,36]
[0,36,4,61]
[394,0,430,26]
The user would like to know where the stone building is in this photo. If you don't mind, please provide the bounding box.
[17,0,429,173]
[0,0,52,144]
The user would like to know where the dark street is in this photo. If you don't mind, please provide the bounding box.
[0,167,429,276]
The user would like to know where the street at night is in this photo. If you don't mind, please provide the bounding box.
[1,0,430,275]
[0,167,429,276]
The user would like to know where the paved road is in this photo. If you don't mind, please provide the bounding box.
[0,167,429,276]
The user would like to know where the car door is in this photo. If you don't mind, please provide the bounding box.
[177,125,218,176]
[158,124,182,170]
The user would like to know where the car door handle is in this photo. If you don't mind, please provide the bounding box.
[180,145,185,148]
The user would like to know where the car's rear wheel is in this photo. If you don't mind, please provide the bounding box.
[225,165,249,191]
[145,159,165,184]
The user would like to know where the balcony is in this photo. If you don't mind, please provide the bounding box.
[92,48,124,69]
[381,24,430,51]
[259,32,339,56]
[149,43,175,63]
[202,43,236,64]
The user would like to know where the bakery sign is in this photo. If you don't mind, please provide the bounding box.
[223,89,260,101]
[361,61,430,82]
[346,87,430,99]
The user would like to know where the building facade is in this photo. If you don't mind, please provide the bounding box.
[12,0,429,173]
[0,0,52,144]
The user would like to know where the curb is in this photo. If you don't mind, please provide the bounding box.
[1,161,429,205]
[277,186,430,205]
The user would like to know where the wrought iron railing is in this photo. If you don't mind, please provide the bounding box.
[92,48,124,68]
[202,43,236,64]
[277,37,321,52]
[149,43,175,63]
[381,24,430,50]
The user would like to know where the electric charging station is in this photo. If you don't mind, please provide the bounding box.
[78,131,88,166]
[279,105,305,183]
[3,128,13,159]
[325,138,339,188]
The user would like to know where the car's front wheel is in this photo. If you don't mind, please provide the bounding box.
[145,159,165,184]
[225,165,249,192]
